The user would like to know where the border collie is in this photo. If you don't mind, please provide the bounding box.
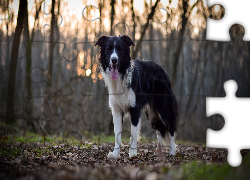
[95,35,178,159]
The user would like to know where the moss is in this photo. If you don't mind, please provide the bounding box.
[0,147,21,158]
[168,154,250,180]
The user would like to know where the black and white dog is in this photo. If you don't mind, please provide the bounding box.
[95,35,178,158]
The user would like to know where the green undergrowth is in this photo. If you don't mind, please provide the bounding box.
[0,147,21,158]
[0,131,64,144]
[0,130,148,145]
[170,155,250,180]
[0,122,200,146]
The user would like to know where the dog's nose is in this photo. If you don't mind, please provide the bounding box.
[112,58,117,64]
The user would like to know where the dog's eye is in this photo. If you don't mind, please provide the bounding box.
[107,48,112,52]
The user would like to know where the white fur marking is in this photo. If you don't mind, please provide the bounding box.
[130,124,138,148]
[110,48,118,60]
[129,124,138,157]
[168,132,176,155]
[107,109,122,159]
[102,67,136,112]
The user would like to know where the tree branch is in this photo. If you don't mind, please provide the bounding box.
[132,0,160,59]
[31,0,44,42]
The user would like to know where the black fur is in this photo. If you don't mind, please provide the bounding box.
[95,35,178,137]
[129,60,178,136]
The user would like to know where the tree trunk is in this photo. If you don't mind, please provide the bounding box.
[55,0,61,90]
[110,0,115,36]
[130,0,136,57]
[6,0,27,124]
[23,0,43,131]
[171,0,200,87]
[23,0,37,131]
[47,0,56,91]
[171,0,188,88]
[98,0,103,36]
[23,0,31,109]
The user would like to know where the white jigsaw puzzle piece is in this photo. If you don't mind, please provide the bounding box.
[206,0,250,41]
[206,80,250,167]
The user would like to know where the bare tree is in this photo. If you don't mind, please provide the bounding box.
[47,0,56,91]
[6,0,27,124]
[171,0,200,87]
[130,0,136,57]
[132,0,160,59]
[110,0,115,36]
[149,0,156,61]
[23,0,44,131]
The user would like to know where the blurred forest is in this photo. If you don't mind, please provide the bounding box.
[0,0,250,142]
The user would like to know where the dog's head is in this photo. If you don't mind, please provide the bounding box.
[95,35,134,80]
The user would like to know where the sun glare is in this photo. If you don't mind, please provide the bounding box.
[133,0,144,14]
[194,27,199,35]
[104,18,110,30]
[86,69,91,76]
[124,7,129,13]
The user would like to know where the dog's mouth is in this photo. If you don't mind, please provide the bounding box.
[109,64,118,80]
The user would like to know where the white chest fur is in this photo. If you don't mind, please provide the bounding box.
[102,68,136,113]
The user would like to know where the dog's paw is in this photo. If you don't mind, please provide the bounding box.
[129,148,137,158]
[169,146,176,155]
[107,151,119,159]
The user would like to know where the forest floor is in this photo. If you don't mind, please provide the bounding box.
[1,124,250,180]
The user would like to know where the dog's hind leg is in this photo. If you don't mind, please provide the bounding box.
[158,111,176,155]
[151,118,167,149]
[151,118,176,155]
[154,101,177,155]
[154,130,164,160]
[162,131,176,155]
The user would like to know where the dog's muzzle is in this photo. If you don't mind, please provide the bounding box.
[110,57,119,80]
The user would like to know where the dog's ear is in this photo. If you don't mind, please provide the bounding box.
[95,36,108,47]
[120,35,135,47]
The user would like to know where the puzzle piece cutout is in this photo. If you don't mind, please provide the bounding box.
[207,0,250,41]
[206,80,250,167]
[204,21,250,163]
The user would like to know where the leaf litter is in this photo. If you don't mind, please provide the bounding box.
[0,140,234,180]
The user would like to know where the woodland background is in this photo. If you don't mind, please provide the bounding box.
[1,0,250,142]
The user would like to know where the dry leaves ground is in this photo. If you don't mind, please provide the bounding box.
[0,139,232,180]
[0,124,250,180]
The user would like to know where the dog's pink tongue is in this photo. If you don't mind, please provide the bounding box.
[111,68,118,80]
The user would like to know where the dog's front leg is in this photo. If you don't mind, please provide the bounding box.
[107,109,122,159]
[129,123,138,157]
[129,108,140,158]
